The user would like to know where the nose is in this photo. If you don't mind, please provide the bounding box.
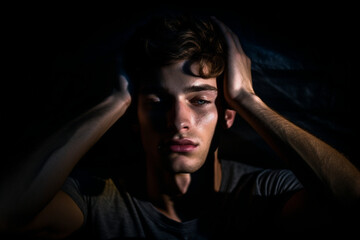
[167,99,191,132]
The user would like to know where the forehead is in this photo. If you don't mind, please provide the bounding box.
[143,60,218,93]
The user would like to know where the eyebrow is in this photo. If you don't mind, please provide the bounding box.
[140,84,218,95]
[183,84,218,93]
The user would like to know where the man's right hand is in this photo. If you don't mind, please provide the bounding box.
[112,74,132,108]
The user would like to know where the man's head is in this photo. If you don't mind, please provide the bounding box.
[122,14,235,174]
[123,14,225,90]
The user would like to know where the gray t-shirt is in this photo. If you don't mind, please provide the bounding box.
[62,160,303,239]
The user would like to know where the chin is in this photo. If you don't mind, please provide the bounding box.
[166,155,205,174]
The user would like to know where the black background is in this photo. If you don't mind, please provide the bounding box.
[3,3,359,172]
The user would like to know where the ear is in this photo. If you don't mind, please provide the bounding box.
[223,109,236,129]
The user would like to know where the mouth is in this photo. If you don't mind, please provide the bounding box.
[165,138,199,153]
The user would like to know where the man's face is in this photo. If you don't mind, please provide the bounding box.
[137,60,219,174]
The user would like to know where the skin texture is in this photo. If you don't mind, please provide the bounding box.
[0,16,359,239]
[138,61,218,170]
[137,61,222,219]
[213,17,360,204]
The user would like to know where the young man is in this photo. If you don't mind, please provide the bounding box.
[1,14,359,239]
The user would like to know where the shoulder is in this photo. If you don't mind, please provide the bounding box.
[254,168,303,196]
[61,169,148,238]
[61,169,130,221]
[62,169,117,199]
[220,159,303,196]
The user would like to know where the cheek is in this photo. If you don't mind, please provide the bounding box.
[195,106,218,131]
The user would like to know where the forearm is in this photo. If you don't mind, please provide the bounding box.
[230,93,360,204]
[0,93,130,227]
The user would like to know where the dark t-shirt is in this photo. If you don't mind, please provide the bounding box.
[62,160,303,239]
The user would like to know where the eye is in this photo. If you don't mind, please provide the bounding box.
[190,98,211,106]
[143,94,171,110]
[146,94,161,103]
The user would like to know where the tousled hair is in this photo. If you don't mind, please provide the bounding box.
[122,14,226,92]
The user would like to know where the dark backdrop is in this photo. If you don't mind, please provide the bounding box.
[3,4,359,173]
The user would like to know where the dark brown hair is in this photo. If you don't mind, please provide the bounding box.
[122,13,225,92]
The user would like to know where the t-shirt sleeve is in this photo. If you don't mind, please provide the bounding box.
[254,168,304,196]
[61,175,88,224]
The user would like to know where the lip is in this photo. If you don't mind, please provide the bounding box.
[167,138,198,153]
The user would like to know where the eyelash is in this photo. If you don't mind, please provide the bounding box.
[145,95,212,107]
[190,98,211,106]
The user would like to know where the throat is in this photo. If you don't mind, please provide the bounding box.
[147,173,191,222]
[145,151,222,222]
[148,171,192,196]
[174,173,191,195]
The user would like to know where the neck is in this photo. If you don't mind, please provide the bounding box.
[213,149,222,192]
[146,149,222,222]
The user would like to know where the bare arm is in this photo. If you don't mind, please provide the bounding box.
[0,75,131,235]
[212,17,360,206]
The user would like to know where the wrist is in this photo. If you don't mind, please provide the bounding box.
[104,91,132,115]
[110,88,131,106]
[227,89,259,109]
[227,90,266,119]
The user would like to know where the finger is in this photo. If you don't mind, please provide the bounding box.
[231,31,245,54]
[120,73,135,96]
[119,74,129,91]
[211,16,245,53]
[211,17,236,48]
